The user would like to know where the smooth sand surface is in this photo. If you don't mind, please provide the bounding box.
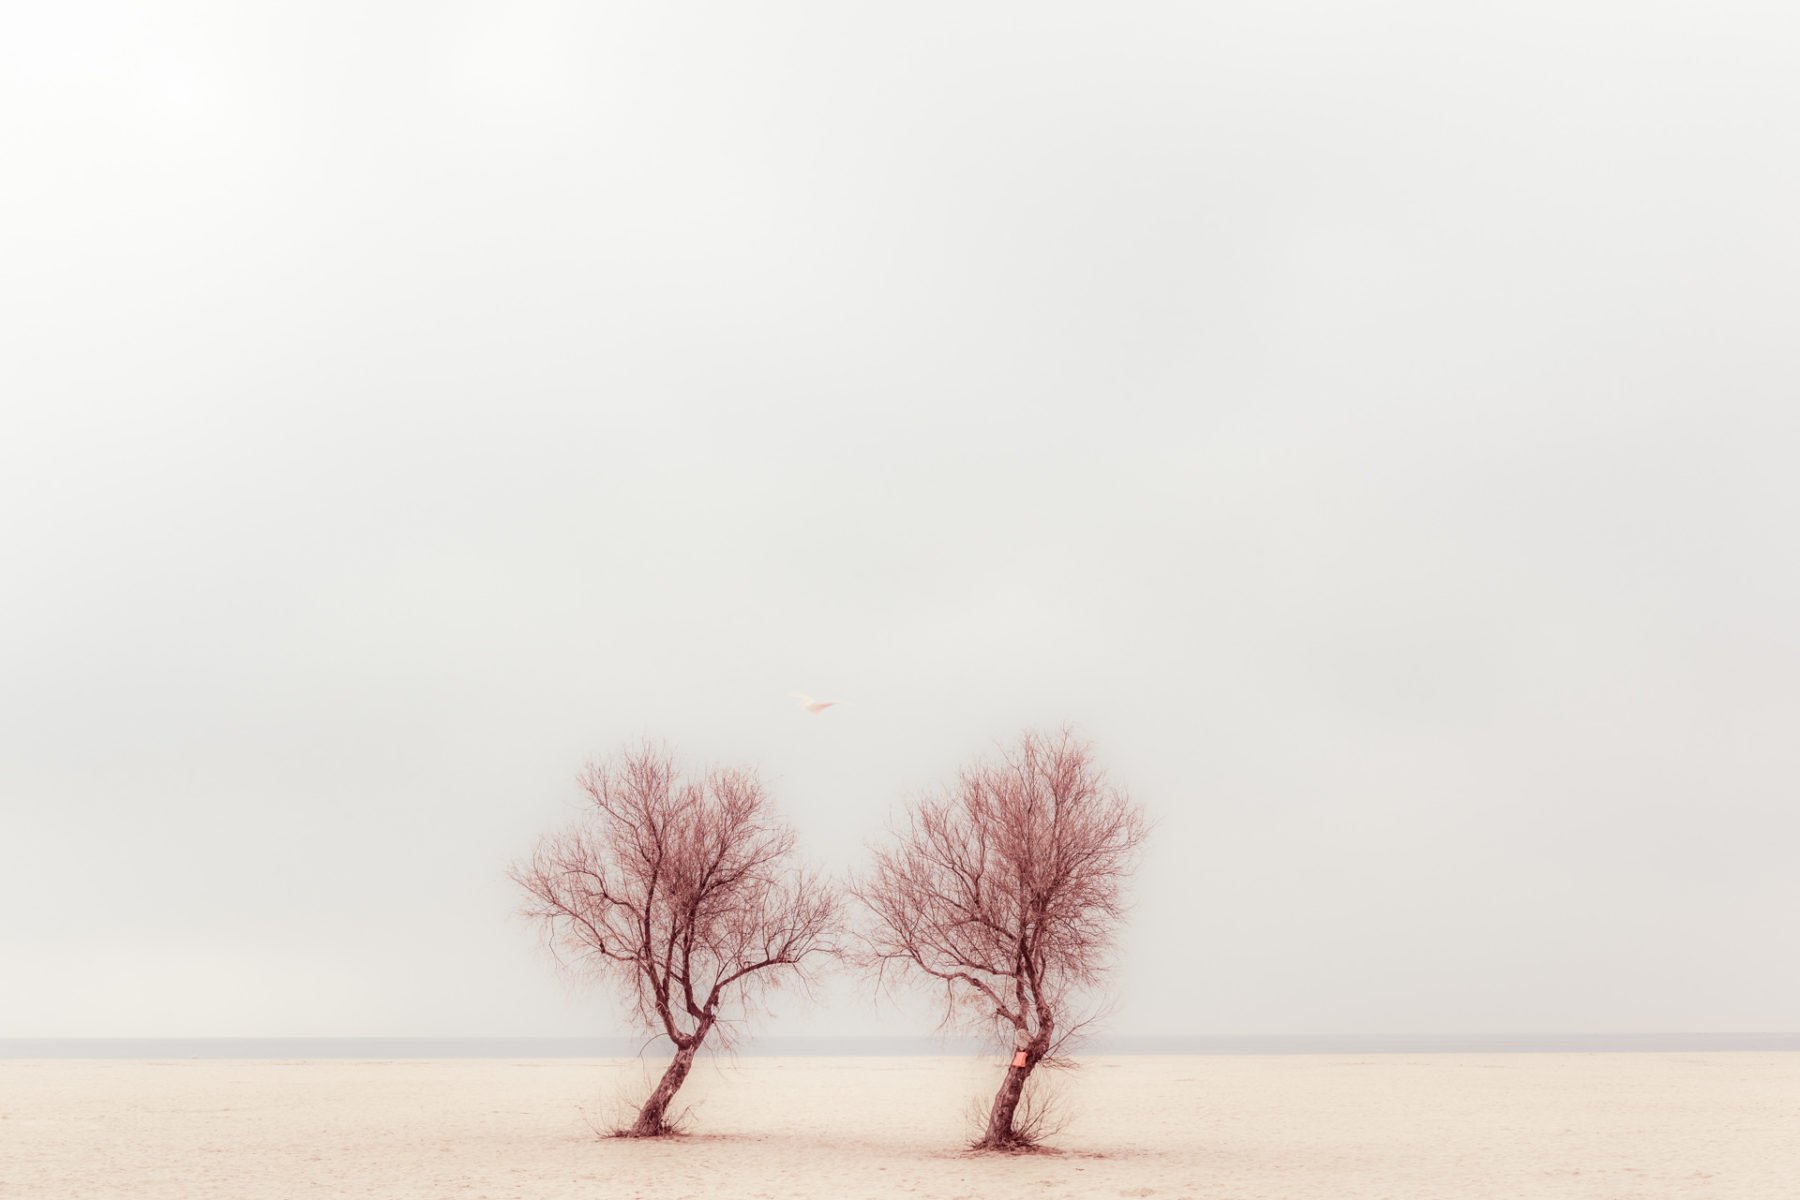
[3,1053,1796,1199]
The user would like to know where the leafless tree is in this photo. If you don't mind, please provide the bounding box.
[855,728,1148,1151]
[512,743,839,1137]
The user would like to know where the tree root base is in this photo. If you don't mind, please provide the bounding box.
[610,1123,687,1140]
[968,1136,1058,1155]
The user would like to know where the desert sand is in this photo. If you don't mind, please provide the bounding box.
[3,1053,1796,1199]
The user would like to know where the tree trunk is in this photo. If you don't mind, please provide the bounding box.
[626,1041,699,1137]
[976,1056,1034,1149]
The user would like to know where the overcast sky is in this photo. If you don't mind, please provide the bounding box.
[3,1,1797,1040]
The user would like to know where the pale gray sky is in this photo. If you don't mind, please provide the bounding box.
[3,1,1797,1039]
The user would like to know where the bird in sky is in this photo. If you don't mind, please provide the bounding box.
[790,692,839,714]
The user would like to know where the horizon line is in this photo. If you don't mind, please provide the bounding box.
[6,1031,1798,1059]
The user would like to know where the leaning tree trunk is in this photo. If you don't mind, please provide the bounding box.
[626,1040,700,1137]
[976,1037,1044,1150]
[978,1061,1031,1148]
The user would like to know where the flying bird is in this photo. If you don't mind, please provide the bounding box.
[790,692,839,714]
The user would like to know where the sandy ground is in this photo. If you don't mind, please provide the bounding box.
[2,1053,1796,1199]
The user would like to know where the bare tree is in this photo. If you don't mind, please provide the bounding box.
[512,743,838,1137]
[855,728,1148,1151]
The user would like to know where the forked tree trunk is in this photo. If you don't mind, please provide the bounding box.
[627,1041,699,1137]
[977,1053,1035,1149]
